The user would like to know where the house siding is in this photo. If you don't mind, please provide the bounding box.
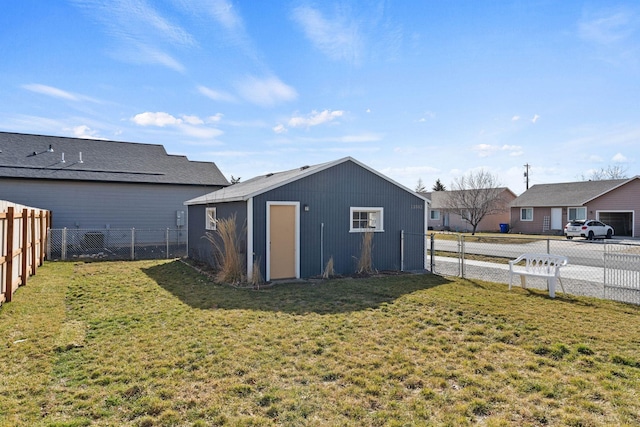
[187,201,248,265]
[589,179,640,237]
[429,189,515,232]
[510,178,640,237]
[251,161,425,278]
[0,178,220,229]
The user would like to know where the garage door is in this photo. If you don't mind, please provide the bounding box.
[598,212,633,237]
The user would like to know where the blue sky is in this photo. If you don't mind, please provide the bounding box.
[1,1,639,194]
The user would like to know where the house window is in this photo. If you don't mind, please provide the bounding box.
[350,207,384,232]
[568,207,587,221]
[430,209,440,220]
[205,207,217,230]
[520,208,533,221]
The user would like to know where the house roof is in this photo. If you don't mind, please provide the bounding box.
[421,188,516,209]
[510,178,638,207]
[0,131,229,186]
[185,157,429,205]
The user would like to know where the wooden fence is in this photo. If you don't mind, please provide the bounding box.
[0,201,51,306]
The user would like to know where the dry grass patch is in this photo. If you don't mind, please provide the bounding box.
[1,260,639,426]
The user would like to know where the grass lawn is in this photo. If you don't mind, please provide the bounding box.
[1,260,639,426]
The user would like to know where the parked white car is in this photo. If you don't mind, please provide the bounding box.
[564,219,614,240]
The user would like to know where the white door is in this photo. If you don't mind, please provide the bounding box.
[551,208,562,230]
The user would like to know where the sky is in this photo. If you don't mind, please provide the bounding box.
[1,1,639,195]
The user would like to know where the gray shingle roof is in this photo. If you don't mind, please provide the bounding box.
[185,157,428,205]
[0,132,229,186]
[510,179,633,207]
[421,188,514,209]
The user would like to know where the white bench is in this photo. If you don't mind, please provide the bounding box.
[508,253,568,298]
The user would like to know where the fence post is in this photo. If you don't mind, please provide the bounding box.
[5,207,15,302]
[430,233,435,272]
[166,228,170,259]
[31,210,37,276]
[131,228,135,260]
[400,230,404,272]
[21,208,28,286]
[547,238,550,254]
[62,227,67,261]
[460,234,465,279]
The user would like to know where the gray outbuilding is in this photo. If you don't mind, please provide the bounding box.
[185,157,429,281]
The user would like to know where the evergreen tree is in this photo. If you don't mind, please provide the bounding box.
[432,179,446,191]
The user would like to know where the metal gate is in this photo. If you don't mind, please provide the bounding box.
[604,242,640,305]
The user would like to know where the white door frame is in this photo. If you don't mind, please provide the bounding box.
[266,201,300,281]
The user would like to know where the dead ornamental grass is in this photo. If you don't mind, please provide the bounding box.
[1,260,639,426]
[204,213,245,285]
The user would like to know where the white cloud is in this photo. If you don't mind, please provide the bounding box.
[472,144,523,158]
[22,84,78,101]
[198,85,237,102]
[182,115,204,125]
[578,8,636,44]
[288,110,344,128]
[291,5,362,64]
[511,115,520,121]
[235,76,297,107]
[272,124,287,134]
[132,112,183,127]
[72,0,193,71]
[67,125,107,140]
[531,114,540,123]
[207,113,224,123]
[131,111,223,139]
[612,152,628,162]
[180,125,223,139]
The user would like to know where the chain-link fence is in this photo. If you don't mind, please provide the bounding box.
[423,232,640,305]
[47,228,187,261]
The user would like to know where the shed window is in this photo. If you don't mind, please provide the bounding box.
[350,207,384,232]
[205,207,217,230]
[568,207,586,221]
[520,208,533,221]
[430,209,440,220]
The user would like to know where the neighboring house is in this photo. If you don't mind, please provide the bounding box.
[185,157,429,281]
[0,132,229,230]
[422,188,516,232]
[510,177,640,237]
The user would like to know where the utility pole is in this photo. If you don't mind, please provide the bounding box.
[524,163,530,190]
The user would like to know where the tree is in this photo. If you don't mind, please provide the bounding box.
[444,170,507,235]
[432,179,446,191]
[580,165,628,181]
[415,178,426,192]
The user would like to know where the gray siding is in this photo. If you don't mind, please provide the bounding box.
[0,178,220,229]
[188,201,248,266]
[252,161,425,278]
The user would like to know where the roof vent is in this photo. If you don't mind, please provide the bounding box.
[300,165,310,170]
[78,152,84,163]
[48,144,54,152]
[266,173,274,177]
[61,152,65,163]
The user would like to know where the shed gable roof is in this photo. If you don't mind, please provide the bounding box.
[0,132,229,186]
[185,157,428,205]
[510,178,638,207]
